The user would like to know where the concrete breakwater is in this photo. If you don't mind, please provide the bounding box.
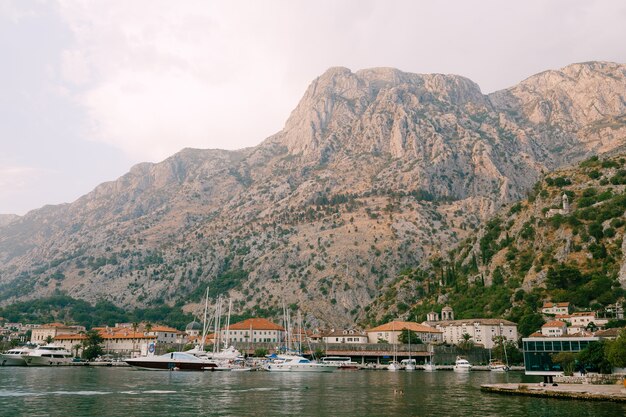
[481,383,626,402]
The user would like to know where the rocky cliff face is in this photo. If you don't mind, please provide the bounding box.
[0,61,625,326]
[365,152,626,326]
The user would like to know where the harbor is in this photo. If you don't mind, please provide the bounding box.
[1,367,624,417]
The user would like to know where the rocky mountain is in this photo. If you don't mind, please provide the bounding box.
[366,153,626,332]
[0,215,19,227]
[0,61,625,327]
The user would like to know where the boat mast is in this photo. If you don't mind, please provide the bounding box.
[200,286,210,351]
[225,298,232,349]
[213,296,222,354]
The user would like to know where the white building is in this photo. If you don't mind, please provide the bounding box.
[54,328,157,358]
[30,323,86,344]
[145,325,185,344]
[541,302,570,316]
[541,320,567,337]
[556,312,609,334]
[423,307,518,349]
[366,321,443,344]
[322,329,368,344]
[220,318,285,343]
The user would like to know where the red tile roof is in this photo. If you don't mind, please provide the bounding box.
[367,321,442,333]
[542,320,567,328]
[225,318,285,331]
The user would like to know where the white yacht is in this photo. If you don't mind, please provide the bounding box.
[453,356,472,372]
[401,359,416,371]
[265,354,337,372]
[23,345,73,366]
[1,347,34,366]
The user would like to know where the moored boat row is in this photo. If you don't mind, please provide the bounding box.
[0,344,73,366]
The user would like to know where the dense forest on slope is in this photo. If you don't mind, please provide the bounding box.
[365,154,626,335]
[0,294,195,330]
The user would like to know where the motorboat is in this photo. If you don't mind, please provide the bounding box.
[401,359,416,371]
[489,360,509,372]
[125,352,217,371]
[264,354,337,372]
[453,356,472,372]
[387,361,401,371]
[22,344,73,366]
[1,347,34,366]
[320,356,359,370]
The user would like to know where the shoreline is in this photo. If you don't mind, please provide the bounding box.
[481,383,626,402]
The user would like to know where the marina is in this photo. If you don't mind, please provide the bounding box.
[1,367,624,416]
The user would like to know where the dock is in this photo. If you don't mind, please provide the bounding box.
[481,383,626,402]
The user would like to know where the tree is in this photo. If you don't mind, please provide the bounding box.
[578,341,612,374]
[253,347,268,357]
[552,352,576,376]
[518,313,545,337]
[145,322,153,333]
[81,329,104,361]
[72,343,82,358]
[313,347,325,360]
[45,335,53,344]
[458,333,474,351]
[398,329,423,345]
[606,328,626,368]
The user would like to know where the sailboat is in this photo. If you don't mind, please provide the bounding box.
[387,323,401,371]
[489,340,510,372]
[424,343,436,372]
[404,331,415,371]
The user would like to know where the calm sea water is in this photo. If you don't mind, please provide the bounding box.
[0,367,623,417]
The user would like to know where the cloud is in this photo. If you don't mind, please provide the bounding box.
[57,0,298,161]
[54,0,626,162]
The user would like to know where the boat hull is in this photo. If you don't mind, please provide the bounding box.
[125,359,216,371]
[453,366,471,372]
[24,356,72,366]
[265,364,337,372]
[0,355,27,366]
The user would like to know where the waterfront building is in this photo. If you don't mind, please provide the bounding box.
[219,318,285,343]
[145,325,185,344]
[322,329,368,344]
[423,307,518,349]
[522,334,600,376]
[53,333,87,356]
[30,323,86,344]
[541,302,570,315]
[366,321,442,344]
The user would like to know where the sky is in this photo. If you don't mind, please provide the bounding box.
[1,0,625,215]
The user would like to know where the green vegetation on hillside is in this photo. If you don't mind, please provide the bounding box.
[366,155,626,337]
[0,294,195,330]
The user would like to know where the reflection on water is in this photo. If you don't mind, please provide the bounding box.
[0,367,623,417]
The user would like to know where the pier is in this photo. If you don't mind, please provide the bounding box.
[481,383,626,402]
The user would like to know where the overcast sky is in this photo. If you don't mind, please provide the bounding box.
[1,0,625,215]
